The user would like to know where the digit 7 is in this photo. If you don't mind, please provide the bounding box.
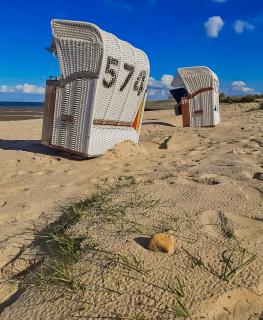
[120,63,135,92]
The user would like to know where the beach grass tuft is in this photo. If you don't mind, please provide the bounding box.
[25,179,159,290]
[221,246,256,283]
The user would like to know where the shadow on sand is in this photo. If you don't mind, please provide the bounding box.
[142,121,175,127]
[0,139,59,156]
[134,237,150,250]
[0,139,89,160]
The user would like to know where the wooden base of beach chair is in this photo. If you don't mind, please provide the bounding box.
[181,97,190,127]
[41,80,58,146]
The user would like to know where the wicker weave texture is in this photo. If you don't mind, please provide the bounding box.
[92,30,149,123]
[173,66,220,127]
[52,79,96,152]
[49,19,149,156]
[89,127,139,157]
[89,92,147,156]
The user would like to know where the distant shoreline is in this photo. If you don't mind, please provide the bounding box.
[0,100,175,121]
[0,106,43,121]
[0,100,262,121]
[0,102,44,108]
[0,102,44,120]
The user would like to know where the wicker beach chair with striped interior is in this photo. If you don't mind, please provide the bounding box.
[170,66,220,127]
[42,19,150,157]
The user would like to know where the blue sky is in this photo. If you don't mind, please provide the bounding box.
[0,0,262,101]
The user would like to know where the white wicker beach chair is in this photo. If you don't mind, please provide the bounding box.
[42,19,150,157]
[170,66,220,127]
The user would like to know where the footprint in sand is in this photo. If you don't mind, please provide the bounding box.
[189,149,202,156]
[249,138,262,148]
[226,212,263,241]
[238,185,262,202]
[175,175,193,185]
[123,163,131,167]
[0,200,7,208]
[48,184,61,189]
[159,136,172,149]
[201,287,263,320]
[232,147,253,155]
[242,171,254,179]
[12,170,26,177]
[201,210,263,242]
[0,282,19,305]
[200,210,235,240]
[253,172,263,181]
[192,174,221,186]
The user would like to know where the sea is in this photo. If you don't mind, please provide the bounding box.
[0,102,44,121]
[0,102,44,108]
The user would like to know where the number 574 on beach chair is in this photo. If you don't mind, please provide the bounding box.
[170,66,220,127]
[42,19,150,157]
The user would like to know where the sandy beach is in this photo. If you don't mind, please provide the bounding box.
[0,102,262,319]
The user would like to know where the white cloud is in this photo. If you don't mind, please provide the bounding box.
[147,74,174,100]
[232,81,246,87]
[205,16,224,38]
[15,84,45,94]
[148,88,168,98]
[231,81,255,93]
[0,84,45,95]
[160,74,174,87]
[148,74,173,89]
[234,20,255,34]
[0,85,15,93]
[148,77,164,89]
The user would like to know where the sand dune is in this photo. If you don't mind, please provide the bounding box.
[0,103,262,319]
